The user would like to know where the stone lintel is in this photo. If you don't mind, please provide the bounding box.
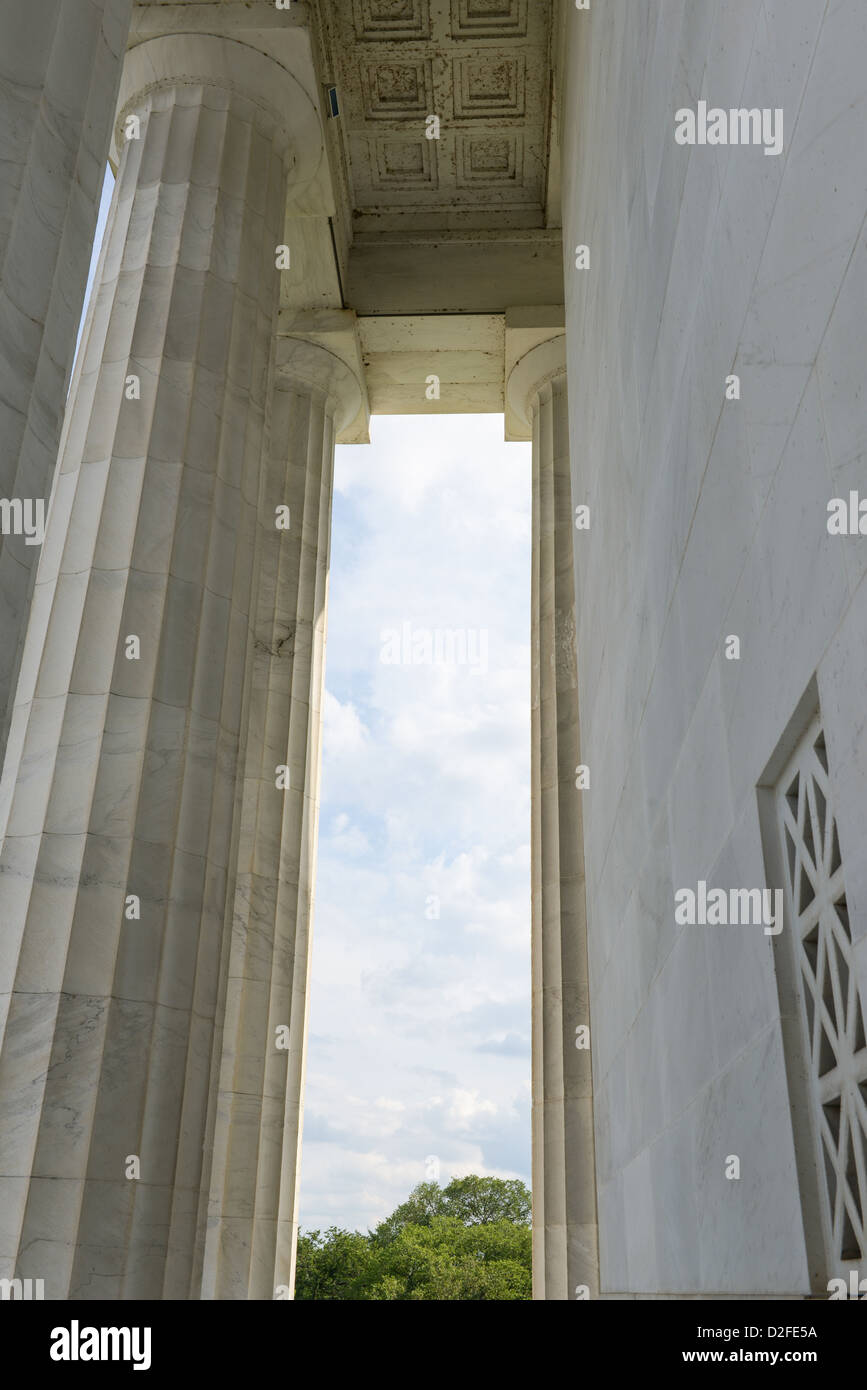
[346,231,564,316]
[357,313,505,421]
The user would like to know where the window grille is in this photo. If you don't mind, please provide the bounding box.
[776,714,867,1270]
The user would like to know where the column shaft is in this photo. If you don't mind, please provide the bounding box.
[0,0,132,766]
[0,38,311,1297]
[200,342,357,1299]
[530,366,599,1300]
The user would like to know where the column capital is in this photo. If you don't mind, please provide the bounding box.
[275,337,365,438]
[277,309,371,444]
[505,332,567,441]
[112,33,323,193]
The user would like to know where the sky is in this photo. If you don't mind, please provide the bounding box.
[72,167,115,375]
[298,414,532,1234]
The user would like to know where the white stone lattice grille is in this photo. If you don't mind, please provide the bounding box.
[777,715,867,1269]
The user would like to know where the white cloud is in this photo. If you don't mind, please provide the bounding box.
[446,1089,498,1129]
[299,415,532,1232]
[323,690,369,757]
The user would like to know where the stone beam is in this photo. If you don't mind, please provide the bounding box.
[347,231,564,317]
[357,313,504,418]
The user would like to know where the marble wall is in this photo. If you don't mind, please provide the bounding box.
[561,0,867,1295]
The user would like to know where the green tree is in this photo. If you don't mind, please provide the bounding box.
[293,1227,373,1300]
[371,1180,444,1243]
[365,1216,531,1300]
[372,1175,531,1243]
[295,1177,532,1301]
[441,1175,531,1228]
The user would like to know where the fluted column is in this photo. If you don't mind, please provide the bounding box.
[0,34,326,1299]
[509,337,599,1300]
[0,0,132,767]
[201,339,361,1301]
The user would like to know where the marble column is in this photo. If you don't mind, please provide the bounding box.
[509,337,599,1300]
[0,0,132,769]
[0,34,331,1299]
[200,338,360,1301]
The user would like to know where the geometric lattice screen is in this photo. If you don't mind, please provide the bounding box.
[776,714,867,1270]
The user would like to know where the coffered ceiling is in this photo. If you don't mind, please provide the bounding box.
[317,0,558,235]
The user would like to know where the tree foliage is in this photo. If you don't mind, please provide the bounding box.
[293,1228,374,1301]
[295,1177,532,1300]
